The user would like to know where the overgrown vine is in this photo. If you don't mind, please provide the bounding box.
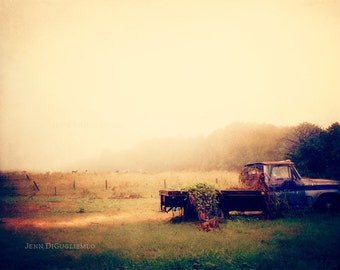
[181,183,219,221]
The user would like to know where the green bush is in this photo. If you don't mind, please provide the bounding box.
[182,183,219,221]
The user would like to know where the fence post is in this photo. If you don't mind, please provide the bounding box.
[105,179,108,190]
[73,180,76,190]
[33,181,40,191]
[54,187,57,196]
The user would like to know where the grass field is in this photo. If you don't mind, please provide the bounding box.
[1,171,340,269]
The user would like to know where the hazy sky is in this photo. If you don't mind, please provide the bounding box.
[1,0,339,171]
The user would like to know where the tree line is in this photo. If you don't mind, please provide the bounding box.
[285,122,340,179]
[92,122,339,179]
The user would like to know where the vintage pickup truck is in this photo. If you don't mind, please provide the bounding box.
[159,160,340,218]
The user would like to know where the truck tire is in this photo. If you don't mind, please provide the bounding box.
[314,194,340,213]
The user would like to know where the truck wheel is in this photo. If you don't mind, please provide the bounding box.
[314,194,340,213]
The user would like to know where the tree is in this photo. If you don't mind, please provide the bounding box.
[323,122,340,179]
[285,122,340,179]
[285,122,324,177]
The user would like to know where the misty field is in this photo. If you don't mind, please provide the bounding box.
[1,171,340,269]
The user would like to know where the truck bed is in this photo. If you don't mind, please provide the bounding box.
[159,189,267,218]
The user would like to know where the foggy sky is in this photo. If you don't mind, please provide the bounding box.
[1,0,339,171]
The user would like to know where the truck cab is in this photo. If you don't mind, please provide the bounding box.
[240,160,340,212]
[240,161,308,209]
[240,160,302,187]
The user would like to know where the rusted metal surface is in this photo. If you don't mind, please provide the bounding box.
[245,160,294,166]
[218,190,267,216]
[160,189,267,218]
[159,190,187,213]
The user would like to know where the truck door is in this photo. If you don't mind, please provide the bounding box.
[270,165,307,209]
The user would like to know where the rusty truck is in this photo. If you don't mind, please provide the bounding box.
[159,160,340,218]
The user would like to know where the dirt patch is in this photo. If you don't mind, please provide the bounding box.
[1,209,172,229]
[1,196,174,229]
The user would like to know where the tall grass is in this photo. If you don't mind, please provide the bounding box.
[1,170,240,199]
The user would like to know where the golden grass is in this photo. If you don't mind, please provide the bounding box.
[5,170,241,199]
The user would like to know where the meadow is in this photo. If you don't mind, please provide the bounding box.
[1,170,340,269]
